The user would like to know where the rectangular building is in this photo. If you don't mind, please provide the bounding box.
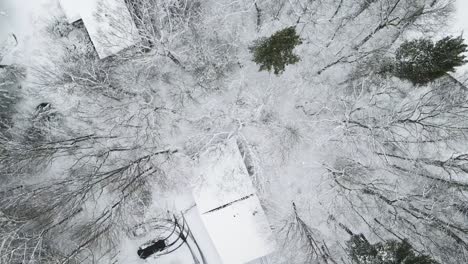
[193,139,276,264]
[78,0,139,59]
[59,0,139,59]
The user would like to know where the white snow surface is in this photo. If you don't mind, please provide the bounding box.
[117,192,224,264]
[78,0,139,59]
[200,195,276,264]
[184,205,224,264]
[193,139,258,213]
[58,0,81,23]
[193,139,276,264]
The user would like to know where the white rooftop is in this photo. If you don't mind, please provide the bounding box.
[58,0,81,23]
[193,139,257,213]
[193,139,276,264]
[59,0,139,59]
[80,0,139,59]
[200,195,276,264]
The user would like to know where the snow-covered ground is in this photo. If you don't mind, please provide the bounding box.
[452,0,468,75]
[58,0,81,23]
[2,1,468,264]
[1,0,138,61]
[0,0,58,64]
[452,0,468,35]
[117,139,276,264]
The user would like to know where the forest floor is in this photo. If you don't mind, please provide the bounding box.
[1,1,468,264]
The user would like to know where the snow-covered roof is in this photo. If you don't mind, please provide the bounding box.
[58,0,81,23]
[193,139,276,264]
[200,195,276,264]
[79,0,139,59]
[73,0,139,59]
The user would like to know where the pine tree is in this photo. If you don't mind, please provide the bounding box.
[250,27,302,75]
[346,234,438,264]
[394,36,467,85]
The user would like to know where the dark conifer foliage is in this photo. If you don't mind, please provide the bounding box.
[250,27,302,75]
[394,36,467,85]
[347,234,438,264]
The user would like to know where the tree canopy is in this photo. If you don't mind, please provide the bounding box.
[347,234,438,264]
[394,36,467,84]
[250,26,302,75]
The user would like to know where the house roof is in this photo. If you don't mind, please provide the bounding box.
[200,195,276,264]
[58,0,81,23]
[193,139,257,213]
[78,0,139,59]
[193,139,276,264]
[59,0,139,59]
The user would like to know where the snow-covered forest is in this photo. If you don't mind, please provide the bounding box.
[1,0,468,263]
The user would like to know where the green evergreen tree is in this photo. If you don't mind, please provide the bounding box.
[250,27,302,75]
[346,234,438,264]
[394,36,467,85]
